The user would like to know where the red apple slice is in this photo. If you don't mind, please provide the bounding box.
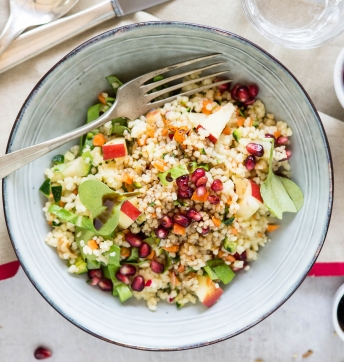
[102,137,127,160]
[237,180,263,220]
[118,197,141,229]
[195,275,223,308]
[197,102,235,143]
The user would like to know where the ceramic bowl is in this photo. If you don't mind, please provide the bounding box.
[3,22,333,350]
[333,283,344,342]
[334,47,344,108]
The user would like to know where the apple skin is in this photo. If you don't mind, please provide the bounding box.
[196,275,223,308]
[249,180,263,203]
[102,138,127,160]
[118,197,141,229]
[197,125,217,144]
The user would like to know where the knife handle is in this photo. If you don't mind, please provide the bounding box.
[0,1,116,74]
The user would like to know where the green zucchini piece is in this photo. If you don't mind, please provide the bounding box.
[51,185,62,203]
[223,238,237,253]
[73,255,88,274]
[204,265,218,281]
[106,75,123,94]
[52,154,64,165]
[233,129,242,142]
[206,258,224,268]
[39,178,51,198]
[116,283,132,302]
[213,264,236,285]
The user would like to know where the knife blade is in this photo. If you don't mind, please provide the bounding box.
[0,0,169,74]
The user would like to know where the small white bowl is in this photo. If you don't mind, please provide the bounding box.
[332,284,344,342]
[334,47,344,108]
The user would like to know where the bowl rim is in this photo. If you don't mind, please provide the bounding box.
[2,20,334,351]
[334,47,344,109]
[332,283,344,343]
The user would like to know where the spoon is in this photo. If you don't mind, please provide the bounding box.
[0,0,79,57]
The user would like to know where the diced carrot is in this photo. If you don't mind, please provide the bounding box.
[162,245,180,253]
[237,117,245,127]
[226,197,232,206]
[120,247,130,258]
[93,133,107,146]
[202,100,213,115]
[177,264,185,273]
[191,190,209,202]
[146,126,155,138]
[162,128,169,136]
[274,130,281,138]
[173,223,186,236]
[249,118,253,127]
[151,212,157,218]
[266,224,280,232]
[146,249,156,260]
[222,126,231,135]
[174,126,189,143]
[152,160,166,172]
[122,229,130,234]
[218,250,225,258]
[257,232,264,237]
[122,173,133,185]
[212,216,221,228]
[59,201,65,207]
[98,92,107,105]
[87,239,98,250]
[231,228,239,236]
[138,137,147,146]
[169,270,181,288]
[47,221,52,226]
[225,254,236,262]
[72,188,78,195]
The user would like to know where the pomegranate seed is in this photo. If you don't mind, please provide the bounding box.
[216,79,230,93]
[168,133,174,139]
[119,264,136,276]
[168,297,175,303]
[201,227,210,234]
[286,149,292,159]
[210,179,223,192]
[155,226,169,239]
[234,251,247,261]
[245,155,256,171]
[34,347,52,360]
[248,84,259,98]
[131,275,145,291]
[125,232,143,248]
[145,279,152,287]
[243,98,256,106]
[265,133,275,140]
[178,187,194,199]
[196,185,207,197]
[87,276,100,286]
[88,269,103,279]
[195,176,207,187]
[191,168,206,183]
[161,215,173,228]
[98,278,113,291]
[230,83,241,100]
[208,194,220,205]
[176,174,189,190]
[236,86,251,103]
[115,271,131,284]
[139,242,152,258]
[187,209,202,221]
[276,136,288,145]
[174,213,191,227]
[246,143,264,157]
[151,260,164,274]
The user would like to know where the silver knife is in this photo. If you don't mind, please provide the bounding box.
[0,0,169,74]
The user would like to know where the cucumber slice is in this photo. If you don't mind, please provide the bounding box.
[51,154,64,165]
[39,178,51,198]
[204,265,218,281]
[51,156,91,181]
[116,283,132,302]
[73,255,88,274]
[223,238,237,253]
[51,185,62,203]
[213,264,236,285]
[106,75,123,94]
[233,129,242,142]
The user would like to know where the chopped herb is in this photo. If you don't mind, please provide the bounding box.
[153,75,164,82]
[52,154,64,165]
[223,217,235,226]
[148,202,156,207]
[173,200,187,207]
[201,148,206,155]
[239,109,245,117]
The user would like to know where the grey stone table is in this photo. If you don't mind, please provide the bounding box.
[0,0,344,361]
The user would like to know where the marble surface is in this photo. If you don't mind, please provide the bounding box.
[1,0,344,360]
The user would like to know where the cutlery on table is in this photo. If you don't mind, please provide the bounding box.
[0,0,170,73]
[0,0,79,57]
[0,54,231,179]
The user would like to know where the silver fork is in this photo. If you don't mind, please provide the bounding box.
[0,54,231,179]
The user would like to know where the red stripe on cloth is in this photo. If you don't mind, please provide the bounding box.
[0,261,20,280]
[308,262,344,277]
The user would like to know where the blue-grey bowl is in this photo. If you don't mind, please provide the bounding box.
[3,22,333,350]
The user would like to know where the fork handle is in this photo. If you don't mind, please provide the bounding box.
[0,110,115,180]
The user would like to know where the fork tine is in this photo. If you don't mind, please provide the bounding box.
[144,70,230,102]
[136,54,221,84]
[142,61,226,93]
[145,79,233,110]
